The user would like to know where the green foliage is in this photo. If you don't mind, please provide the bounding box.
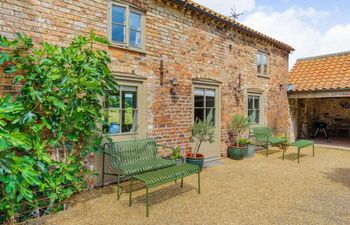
[238,138,253,146]
[190,119,215,157]
[170,146,182,160]
[229,115,251,147]
[0,33,117,222]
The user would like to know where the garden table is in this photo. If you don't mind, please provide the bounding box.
[129,163,200,217]
[283,140,315,164]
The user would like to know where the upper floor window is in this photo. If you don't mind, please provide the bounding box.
[257,52,268,77]
[110,2,144,49]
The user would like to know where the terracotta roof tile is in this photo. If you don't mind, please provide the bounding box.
[289,51,350,92]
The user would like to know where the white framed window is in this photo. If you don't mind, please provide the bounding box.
[248,95,261,124]
[104,85,139,134]
[109,1,145,50]
[257,51,269,77]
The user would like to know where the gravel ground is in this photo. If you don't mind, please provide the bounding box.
[36,147,350,225]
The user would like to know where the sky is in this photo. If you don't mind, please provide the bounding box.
[194,0,350,69]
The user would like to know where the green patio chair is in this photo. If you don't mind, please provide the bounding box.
[102,138,176,200]
[251,126,288,157]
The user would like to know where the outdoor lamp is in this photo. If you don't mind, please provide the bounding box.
[170,78,178,95]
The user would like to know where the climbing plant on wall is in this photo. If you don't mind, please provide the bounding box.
[0,33,117,223]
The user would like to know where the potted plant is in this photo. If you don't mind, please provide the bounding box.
[187,119,215,169]
[228,115,250,160]
[239,138,255,158]
[170,144,186,165]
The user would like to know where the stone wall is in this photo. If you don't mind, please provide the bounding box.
[290,97,350,138]
[0,0,292,160]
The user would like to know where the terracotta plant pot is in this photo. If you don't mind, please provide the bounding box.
[228,146,247,160]
[186,153,205,169]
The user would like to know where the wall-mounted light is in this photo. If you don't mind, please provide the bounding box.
[234,74,242,93]
[170,78,178,95]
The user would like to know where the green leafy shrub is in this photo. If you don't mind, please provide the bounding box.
[238,138,253,146]
[0,33,117,222]
[229,115,251,147]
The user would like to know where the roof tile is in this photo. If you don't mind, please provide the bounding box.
[289,51,350,92]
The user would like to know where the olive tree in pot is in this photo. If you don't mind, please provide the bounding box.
[187,119,215,169]
[228,115,251,160]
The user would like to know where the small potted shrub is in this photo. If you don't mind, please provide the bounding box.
[239,138,255,158]
[170,144,186,165]
[228,115,250,160]
[187,119,215,169]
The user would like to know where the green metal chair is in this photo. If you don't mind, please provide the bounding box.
[251,126,288,157]
[102,138,176,200]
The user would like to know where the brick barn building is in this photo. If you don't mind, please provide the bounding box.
[0,0,294,184]
[289,51,350,148]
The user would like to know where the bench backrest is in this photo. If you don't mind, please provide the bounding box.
[251,126,272,142]
[106,138,159,168]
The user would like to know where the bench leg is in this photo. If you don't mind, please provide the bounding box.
[266,144,269,157]
[197,172,201,194]
[181,177,183,188]
[282,145,285,160]
[102,153,105,188]
[312,144,315,157]
[129,178,133,207]
[298,148,300,164]
[117,176,121,200]
[146,187,149,217]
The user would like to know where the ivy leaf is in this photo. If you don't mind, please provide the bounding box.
[20,111,37,124]
[0,36,9,47]
[0,52,9,65]
[4,64,17,74]
[13,75,24,84]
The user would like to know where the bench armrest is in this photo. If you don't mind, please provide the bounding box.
[157,144,176,151]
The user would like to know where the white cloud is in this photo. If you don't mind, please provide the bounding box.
[194,0,255,16]
[192,1,350,69]
[242,7,350,68]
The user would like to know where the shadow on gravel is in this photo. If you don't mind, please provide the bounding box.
[324,168,350,189]
[133,183,195,206]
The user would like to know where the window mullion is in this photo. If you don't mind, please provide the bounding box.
[126,5,130,47]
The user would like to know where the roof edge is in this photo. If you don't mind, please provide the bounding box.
[167,0,295,52]
[297,50,350,61]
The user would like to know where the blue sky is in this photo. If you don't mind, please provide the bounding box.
[194,0,350,68]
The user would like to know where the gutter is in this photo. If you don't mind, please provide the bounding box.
[168,0,294,52]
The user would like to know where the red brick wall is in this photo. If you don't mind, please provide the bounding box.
[0,0,292,157]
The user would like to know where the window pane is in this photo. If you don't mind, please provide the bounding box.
[130,30,141,48]
[205,89,215,107]
[121,109,133,133]
[263,64,268,75]
[255,110,260,124]
[108,110,121,134]
[112,24,125,43]
[206,108,215,126]
[194,108,204,122]
[122,92,137,109]
[254,97,260,110]
[112,5,126,24]
[107,95,120,108]
[248,110,258,124]
[130,12,141,31]
[248,97,253,110]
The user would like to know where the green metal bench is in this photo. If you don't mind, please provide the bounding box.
[251,126,288,157]
[283,140,314,163]
[129,163,200,217]
[102,138,176,200]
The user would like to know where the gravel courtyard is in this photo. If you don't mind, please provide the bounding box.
[40,147,350,225]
